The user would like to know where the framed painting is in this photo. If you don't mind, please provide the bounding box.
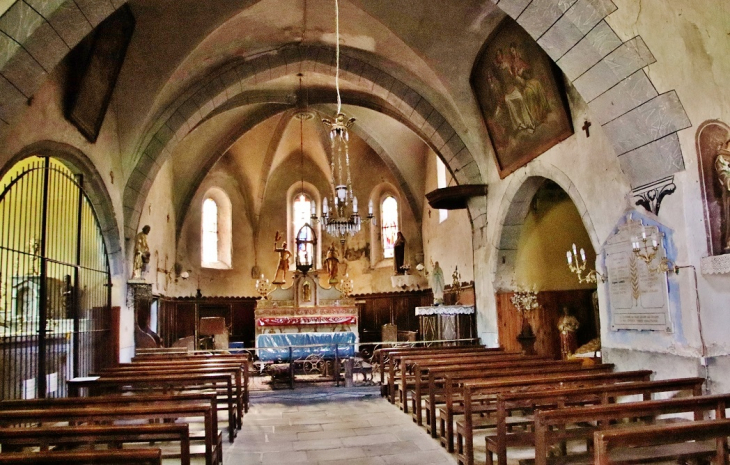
[471,18,573,178]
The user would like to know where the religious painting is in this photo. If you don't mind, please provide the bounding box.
[471,18,574,178]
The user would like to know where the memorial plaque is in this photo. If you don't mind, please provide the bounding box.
[604,218,671,331]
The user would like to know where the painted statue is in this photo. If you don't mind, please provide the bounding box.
[557,306,580,360]
[394,232,406,274]
[273,231,292,284]
[324,242,340,284]
[131,225,151,280]
[716,142,730,253]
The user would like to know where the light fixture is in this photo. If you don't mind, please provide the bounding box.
[566,243,606,283]
[631,225,676,274]
[255,273,273,299]
[311,0,372,242]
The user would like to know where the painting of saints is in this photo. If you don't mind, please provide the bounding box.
[471,17,573,178]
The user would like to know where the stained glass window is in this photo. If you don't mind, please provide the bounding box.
[202,198,218,264]
[382,196,398,258]
[293,194,313,266]
[437,156,448,223]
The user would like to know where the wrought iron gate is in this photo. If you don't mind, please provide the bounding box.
[0,156,112,399]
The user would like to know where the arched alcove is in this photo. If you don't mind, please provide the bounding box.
[494,176,600,359]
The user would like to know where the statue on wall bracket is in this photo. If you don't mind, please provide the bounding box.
[716,141,730,253]
[131,225,151,281]
[273,231,292,285]
[324,242,340,284]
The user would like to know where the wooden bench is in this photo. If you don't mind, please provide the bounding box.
[114,357,250,406]
[593,418,730,465]
[532,392,730,465]
[0,404,219,464]
[375,344,488,387]
[98,363,245,427]
[1,392,221,464]
[395,351,531,411]
[379,346,493,397]
[0,448,162,464]
[448,369,653,458]
[67,372,236,443]
[390,350,520,405]
[0,423,190,465]
[120,355,251,412]
[483,376,706,465]
[411,357,572,426]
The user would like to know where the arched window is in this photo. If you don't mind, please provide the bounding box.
[202,198,219,264]
[293,194,312,242]
[437,156,448,223]
[201,189,232,269]
[381,196,399,258]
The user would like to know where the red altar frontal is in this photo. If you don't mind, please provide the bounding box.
[254,271,358,337]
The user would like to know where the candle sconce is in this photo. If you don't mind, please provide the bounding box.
[566,243,606,284]
[255,274,273,300]
[631,226,676,274]
[339,273,354,298]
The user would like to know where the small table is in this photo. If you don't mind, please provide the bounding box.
[415,305,475,342]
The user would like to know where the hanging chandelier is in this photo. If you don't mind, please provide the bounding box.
[312,0,372,241]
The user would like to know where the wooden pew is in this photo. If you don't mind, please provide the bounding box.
[132,352,250,362]
[448,369,653,458]
[593,418,730,465]
[98,364,244,428]
[380,346,493,396]
[483,377,706,465]
[375,344,489,386]
[1,392,221,464]
[532,393,730,465]
[410,356,562,425]
[389,349,518,405]
[0,423,190,465]
[67,372,236,443]
[0,404,218,465]
[115,357,250,412]
[396,352,531,411]
[0,449,162,464]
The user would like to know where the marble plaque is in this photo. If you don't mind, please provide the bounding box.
[605,218,671,331]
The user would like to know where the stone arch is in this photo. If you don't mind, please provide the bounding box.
[492,0,690,189]
[491,164,597,291]
[123,45,482,238]
[1,140,123,275]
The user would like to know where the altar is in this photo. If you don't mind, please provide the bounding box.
[255,271,358,358]
[416,305,475,342]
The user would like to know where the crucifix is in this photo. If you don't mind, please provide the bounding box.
[582,120,592,137]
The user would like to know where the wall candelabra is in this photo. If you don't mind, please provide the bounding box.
[566,243,605,284]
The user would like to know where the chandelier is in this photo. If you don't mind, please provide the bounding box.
[311,0,372,241]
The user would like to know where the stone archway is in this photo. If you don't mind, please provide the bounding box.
[122,45,482,238]
[1,140,123,275]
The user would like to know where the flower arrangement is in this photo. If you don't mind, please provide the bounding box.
[510,287,540,315]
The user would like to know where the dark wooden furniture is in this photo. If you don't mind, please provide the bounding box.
[0,424,190,465]
[593,418,730,465]
[354,289,433,344]
[0,449,162,464]
[483,377,706,465]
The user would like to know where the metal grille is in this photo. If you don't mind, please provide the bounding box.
[0,156,112,399]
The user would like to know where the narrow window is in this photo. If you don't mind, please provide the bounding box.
[202,198,218,264]
[381,196,399,259]
[437,157,448,223]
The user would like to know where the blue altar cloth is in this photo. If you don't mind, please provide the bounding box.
[256,332,357,362]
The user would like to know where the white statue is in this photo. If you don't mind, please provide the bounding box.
[430,261,445,304]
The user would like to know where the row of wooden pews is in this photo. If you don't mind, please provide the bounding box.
[379,344,730,465]
[0,350,250,465]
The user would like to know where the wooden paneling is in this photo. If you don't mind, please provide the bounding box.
[354,289,433,344]
[496,290,597,359]
[158,297,257,348]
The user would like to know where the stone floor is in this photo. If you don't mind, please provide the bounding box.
[221,385,457,465]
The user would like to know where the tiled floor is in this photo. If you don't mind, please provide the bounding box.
[222,386,457,465]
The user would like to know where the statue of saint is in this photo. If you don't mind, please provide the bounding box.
[430,261,445,304]
[393,232,406,274]
[716,142,730,253]
[557,307,580,359]
[273,231,292,284]
[131,225,151,280]
[324,242,340,284]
